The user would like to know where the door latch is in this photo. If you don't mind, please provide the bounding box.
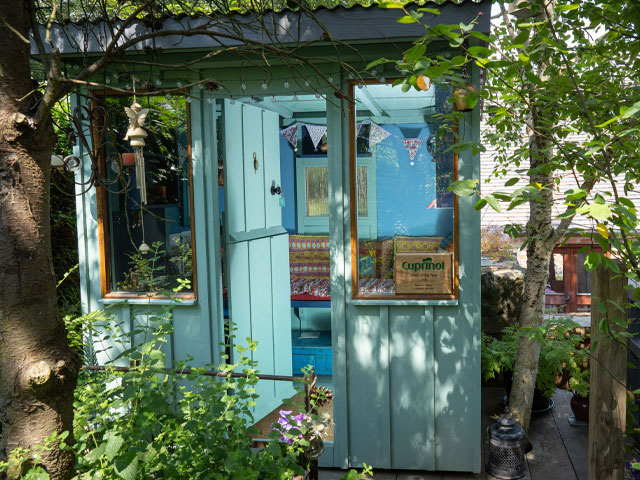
[253,152,258,173]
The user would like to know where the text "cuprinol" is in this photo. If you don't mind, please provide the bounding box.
[402,257,445,271]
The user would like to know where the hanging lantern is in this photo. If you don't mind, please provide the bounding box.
[486,407,527,479]
[124,101,150,204]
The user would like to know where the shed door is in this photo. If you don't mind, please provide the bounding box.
[223,100,293,421]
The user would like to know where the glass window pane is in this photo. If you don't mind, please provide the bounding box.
[357,165,368,217]
[306,166,329,216]
[576,253,592,294]
[352,83,456,298]
[103,95,194,294]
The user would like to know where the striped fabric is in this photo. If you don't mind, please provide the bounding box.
[289,235,330,279]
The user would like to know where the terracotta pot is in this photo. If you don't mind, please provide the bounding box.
[570,393,589,422]
[121,152,136,165]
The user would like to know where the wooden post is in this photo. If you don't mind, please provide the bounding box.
[589,262,627,480]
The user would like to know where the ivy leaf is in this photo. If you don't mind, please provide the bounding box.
[397,15,418,24]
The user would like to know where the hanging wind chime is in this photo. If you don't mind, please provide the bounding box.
[124,82,151,253]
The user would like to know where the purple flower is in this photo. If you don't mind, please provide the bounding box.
[272,410,307,444]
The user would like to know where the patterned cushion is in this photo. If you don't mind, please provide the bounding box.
[291,277,331,297]
[394,235,443,254]
[358,278,396,295]
[289,235,330,279]
[379,239,394,279]
[359,240,381,278]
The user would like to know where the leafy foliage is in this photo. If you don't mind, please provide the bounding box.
[482,316,590,399]
[481,226,516,263]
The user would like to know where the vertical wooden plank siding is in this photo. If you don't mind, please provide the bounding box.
[271,234,294,400]
[223,100,246,235]
[249,238,276,416]
[389,305,435,470]
[346,304,391,468]
[201,93,225,363]
[242,104,266,231]
[171,90,216,366]
[72,91,102,315]
[433,110,481,472]
[263,109,281,228]
[326,90,349,469]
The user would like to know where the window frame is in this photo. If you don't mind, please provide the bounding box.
[295,155,377,236]
[348,79,459,301]
[93,91,198,301]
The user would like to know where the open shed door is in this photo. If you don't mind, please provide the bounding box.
[223,100,293,421]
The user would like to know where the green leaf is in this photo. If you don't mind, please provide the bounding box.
[105,434,125,462]
[417,7,440,14]
[404,44,426,63]
[621,100,640,118]
[365,58,391,70]
[584,252,600,271]
[467,46,492,59]
[475,198,487,210]
[397,15,418,24]
[85,443,107,463]
[486,195,502,213]
[447,179,478,197]
[504,178,519,187]
[590,203,611,221]
[115,455,139,480]
[565,188,587,202]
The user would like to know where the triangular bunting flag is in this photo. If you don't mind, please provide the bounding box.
[401,138,424,163]
[356,122,364,136]
[304,124,327,151]
[369,122,391,147]
[281,124,298,150]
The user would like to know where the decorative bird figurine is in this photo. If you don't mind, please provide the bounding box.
[123,101,150,204]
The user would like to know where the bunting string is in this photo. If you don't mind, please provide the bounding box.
[280,120,445,163]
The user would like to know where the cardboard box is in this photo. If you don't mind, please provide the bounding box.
[395,252,454,295]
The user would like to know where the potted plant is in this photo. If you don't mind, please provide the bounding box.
[567,345,590,423]
[482,316,586,412]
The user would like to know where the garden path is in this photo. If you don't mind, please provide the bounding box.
[318,388,587,480]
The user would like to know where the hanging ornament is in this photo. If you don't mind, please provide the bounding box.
[155,77,162,86]
[198,83,204,90]
[230,98,236,105]
[124,101,150,204]
[241,82,247,91]
[304,124,327,151]
[139,241,151,254]
[280,124,298,151]
[292,94,299,101]
[401,138,424,163]
[315,93,321,99]
[207,96,213,104]
[262,82,268,90]
[304,80,310,87]
[176,80,183,88]
[369,122,391,147]
[165,93,172,100]
[284,81,290,88]
[271,96,277,103]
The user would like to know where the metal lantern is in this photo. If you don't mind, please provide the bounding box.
[124,101,150,204]
[486,407,527,479]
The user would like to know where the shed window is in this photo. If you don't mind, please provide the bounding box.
[96,94,196,299]
[349,82,458,299]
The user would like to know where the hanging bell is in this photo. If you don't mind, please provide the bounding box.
[486,407,527,479]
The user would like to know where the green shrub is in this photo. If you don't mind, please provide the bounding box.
[482,316,589,399]
[481,226,516,263]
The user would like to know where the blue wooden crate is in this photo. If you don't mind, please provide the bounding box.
[291,330,332,375]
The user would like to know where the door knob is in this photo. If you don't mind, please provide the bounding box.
[271,185,282,196]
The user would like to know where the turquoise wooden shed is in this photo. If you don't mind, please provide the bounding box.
[47,0,490,473]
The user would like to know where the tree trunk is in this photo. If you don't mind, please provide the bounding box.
[0,1,80,479]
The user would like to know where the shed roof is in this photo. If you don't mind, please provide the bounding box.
[34,0,491,56]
